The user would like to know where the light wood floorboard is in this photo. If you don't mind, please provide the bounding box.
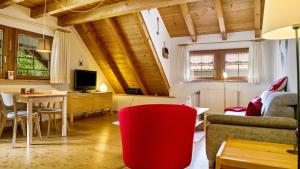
[0,114,208,169]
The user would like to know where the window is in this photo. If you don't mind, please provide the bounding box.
[190,52,215,79]
[189,48,249,81]
[224,49,249,80]
[16,32,51,79]
[0,26,52,80]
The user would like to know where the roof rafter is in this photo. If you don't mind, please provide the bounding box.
[105,17,149,95]
[75,23,128,93]
[136,13,170,96]
[179,3,197,42]
[0,0,24,9]
[30,0,101,18]
[214,0,227,40]
[254,0,262,38]
[58,0,201,26]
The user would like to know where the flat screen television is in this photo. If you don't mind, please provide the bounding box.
[74,69,97,92]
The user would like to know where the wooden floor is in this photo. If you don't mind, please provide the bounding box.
[0,114,209,169]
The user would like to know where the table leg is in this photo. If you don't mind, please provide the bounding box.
[62,96,67,137]
[27,99,33,146]
[204,112,207,132]
[70,113,74,126]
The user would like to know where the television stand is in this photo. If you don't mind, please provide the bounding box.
[67,92,113,125]
[79,90,91,93]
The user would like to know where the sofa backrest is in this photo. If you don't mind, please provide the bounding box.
[261,91,297,118]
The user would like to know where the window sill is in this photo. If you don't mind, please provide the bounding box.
[0,79,50,85]
[189,79,248,83]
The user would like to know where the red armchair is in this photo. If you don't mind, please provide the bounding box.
[118,104,197,169]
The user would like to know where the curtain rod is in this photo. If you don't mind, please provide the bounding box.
[177,38,264,46]
[0,12,71,33]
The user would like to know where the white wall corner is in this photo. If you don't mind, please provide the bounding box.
[140,9,173,85]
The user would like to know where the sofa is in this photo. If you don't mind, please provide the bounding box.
[205,91,297,167]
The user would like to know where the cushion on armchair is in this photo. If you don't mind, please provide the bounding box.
[269,76,288,91]
[207,114,297,129]
[261,92,297,118]
[246,97,262,116]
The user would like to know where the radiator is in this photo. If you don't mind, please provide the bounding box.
[197,89,239,113]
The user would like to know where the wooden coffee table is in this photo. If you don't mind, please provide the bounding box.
[216,138,297,169]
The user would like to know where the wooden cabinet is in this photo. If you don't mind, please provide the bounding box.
[67,92,113,124]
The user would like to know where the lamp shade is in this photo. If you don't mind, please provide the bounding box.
[262,0,300,40]
[36,38,51,53]
[99,83,108,92]
[223,71,228,79]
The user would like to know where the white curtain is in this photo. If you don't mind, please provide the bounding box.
[50,31,70,84]
[177,46,192,82]
[248,42,262,83]
[248,41,274,83]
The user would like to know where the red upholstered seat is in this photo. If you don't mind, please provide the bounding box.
[118,104,197,169]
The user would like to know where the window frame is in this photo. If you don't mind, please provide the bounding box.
[14,29,52,80]
[0,25,4,79]
[189,50,216,80]
[223,48,249,81]
[189,48,249,82]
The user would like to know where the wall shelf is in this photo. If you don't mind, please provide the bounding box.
[0,79,50,85]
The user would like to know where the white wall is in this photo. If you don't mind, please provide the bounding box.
[0,5,113,93]
[141,9,173,84]
[169,31,270,107]
[272,39,300,92]
[140,9,276,108]
[113,95,177,111]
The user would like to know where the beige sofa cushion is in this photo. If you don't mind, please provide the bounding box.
[207,114,297,129]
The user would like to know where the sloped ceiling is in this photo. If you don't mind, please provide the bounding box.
[5,0,265,96]
[75,14,170,96]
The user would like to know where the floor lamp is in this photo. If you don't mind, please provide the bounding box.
[223,71,228,110]
[262,0,300,155]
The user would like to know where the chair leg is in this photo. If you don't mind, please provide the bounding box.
[0,118,7,137]
[34,116,42,141]
[53,114,57,131]
[47,113,52,138]
[67,120,71,132]
[20,118,26,137]
[12,118,18,148]
[33,118,37,135]
[39,113,43,129]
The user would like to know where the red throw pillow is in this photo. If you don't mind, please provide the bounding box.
[246,97,263,116]
[269,76,288,91]
[224,107,247,112]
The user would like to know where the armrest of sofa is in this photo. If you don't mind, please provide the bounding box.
[207,114,296,129]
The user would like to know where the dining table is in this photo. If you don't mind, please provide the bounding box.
[18,93,67,146]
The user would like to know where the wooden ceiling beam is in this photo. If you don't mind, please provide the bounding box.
[58,0,202,26]
[214,0,227,40]
[75,23,128,94]
[179,3,197,42]
[136,13,170,96]
[105,18,149,95]
[254,0,261,38]
[30,0,102,18]
[0,0,24,9]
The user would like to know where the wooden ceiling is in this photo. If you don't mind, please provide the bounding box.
[0,0,265,95]
[159,0,264,40]
[75,13,170,95]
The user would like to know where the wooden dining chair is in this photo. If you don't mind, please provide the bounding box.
[38,101,70,137]
[0,92,42,147]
